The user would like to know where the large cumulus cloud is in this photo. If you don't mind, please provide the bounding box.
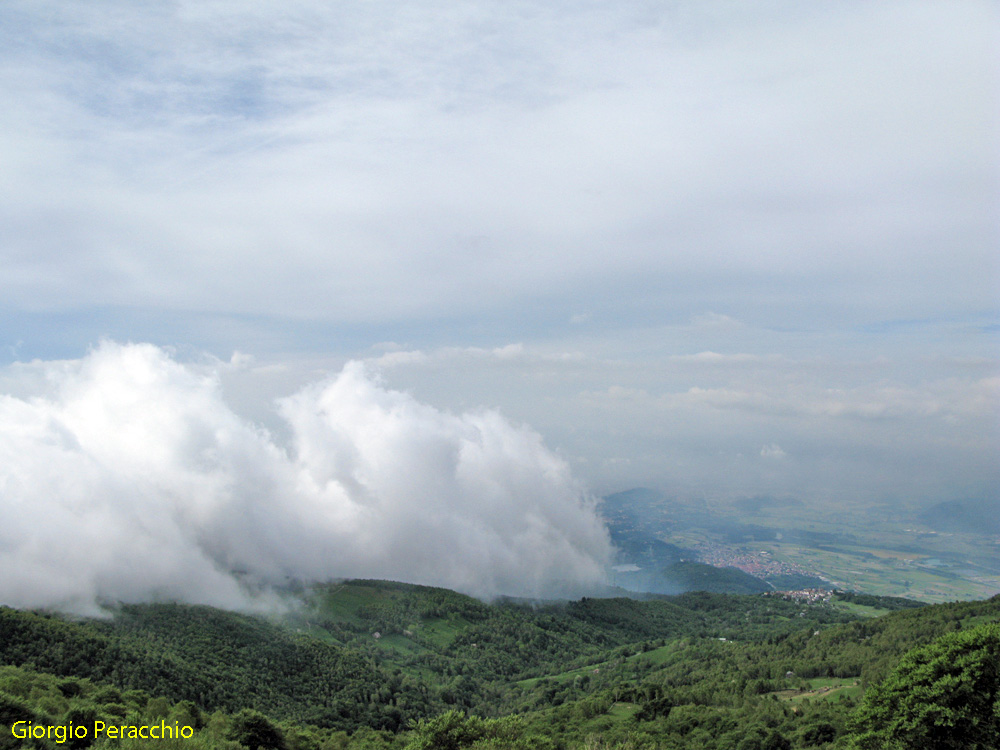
[0,342,611,614]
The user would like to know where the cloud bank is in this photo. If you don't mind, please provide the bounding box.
[0,342,611,614]
[367,340,1000,504]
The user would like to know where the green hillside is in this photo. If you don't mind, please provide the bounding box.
[0,602,441,731]
[0,582,997,749]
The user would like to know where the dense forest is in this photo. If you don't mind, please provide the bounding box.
[1,580,997,749]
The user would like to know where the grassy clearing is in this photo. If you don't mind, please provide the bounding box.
[373,633,429,656]
[313,582,381,623]
[959,614,1000,629]
[607,702,637,719]
[577,702,638,733]
[830,601,892,618]
[629,645,679,666]
[518,643,690,689]
[417,617,466,649]
[774,676,862,703]
[517,662,607,689]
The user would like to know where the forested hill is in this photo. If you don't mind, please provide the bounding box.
[0,582,864,727]
[0,581,997,749]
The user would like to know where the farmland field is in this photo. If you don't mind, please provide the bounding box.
[620,492,1000,603]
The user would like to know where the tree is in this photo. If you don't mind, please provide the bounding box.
[227,709,287,750]
[847,622,1000,749]
[64,706,99,750]
[406,711,494,750]
[404,710,554,750]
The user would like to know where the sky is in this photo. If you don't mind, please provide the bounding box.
[0,1,997,608]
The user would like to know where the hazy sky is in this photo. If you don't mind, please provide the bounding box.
[1,0,998,606]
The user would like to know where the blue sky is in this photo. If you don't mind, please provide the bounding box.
[1,0,997,504]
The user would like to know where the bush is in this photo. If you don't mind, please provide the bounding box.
[847,622,1000,749]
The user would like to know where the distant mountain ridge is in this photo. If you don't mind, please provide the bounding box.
[919,497,1000,535]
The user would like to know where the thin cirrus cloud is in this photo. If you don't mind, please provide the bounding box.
[0,1,995,340]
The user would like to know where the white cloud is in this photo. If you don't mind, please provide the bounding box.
[668,352,763,365]
[760,444,787,459]
[0,342,611,613]
[371,349,430,368]
[690,313,743,329]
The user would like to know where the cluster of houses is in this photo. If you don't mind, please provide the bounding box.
[765,588,833,604]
